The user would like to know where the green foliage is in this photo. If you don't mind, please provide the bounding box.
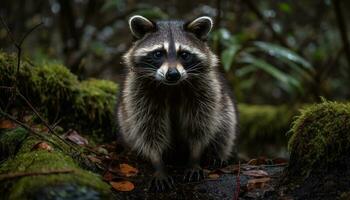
[211,28,314,101]
[253,41,312,70]
[0,131,110,199]
[287,101,350,179]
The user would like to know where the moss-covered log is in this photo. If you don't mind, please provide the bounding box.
[0,52,118,140]
[0,128,111,199]
[283,101,350,199]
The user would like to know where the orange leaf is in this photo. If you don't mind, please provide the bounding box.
[208,173,220,179]
[31,142,54,152]
[0,119,16,129]
[119,163,138,177]
[247,177,271,191]
[110,181,135,192]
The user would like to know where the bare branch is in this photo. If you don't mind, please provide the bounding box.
[19,22,43,46]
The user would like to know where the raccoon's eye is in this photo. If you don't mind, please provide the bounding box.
[179,52,192,62]
[152,51,164,60]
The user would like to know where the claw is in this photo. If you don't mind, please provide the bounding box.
[148,175,174,192]
[209,159,228,169]
[183,167,205,182]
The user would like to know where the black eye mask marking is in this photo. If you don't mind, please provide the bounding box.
[178,51,202,71]
[135,49,166,69]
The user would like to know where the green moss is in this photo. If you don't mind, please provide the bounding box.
[238,104,296,140]
[0,53,32,86]
[287,101,350,179]
[29,63,79,111]
[0,134,110,199]
[0,51,119,139]
[0,128,29,161]
[73,79,117,128]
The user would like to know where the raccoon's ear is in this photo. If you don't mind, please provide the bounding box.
[185,16,213,40]
[128,15,156,39]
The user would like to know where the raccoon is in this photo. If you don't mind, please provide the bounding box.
[117,15,238,191]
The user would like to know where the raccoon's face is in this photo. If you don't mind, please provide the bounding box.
[124,15,216,85]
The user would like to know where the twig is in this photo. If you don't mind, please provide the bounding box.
[0,16,42,112]
[332,0,350,75]
[15,91,79,152]
[0,16,42,82]
[0,169,74,181]
[233,161,241,200]
[0,108,62,150]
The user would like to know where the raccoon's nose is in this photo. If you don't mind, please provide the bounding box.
[166,68,181,82]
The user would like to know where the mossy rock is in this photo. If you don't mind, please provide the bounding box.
[71,79,117,138]
[283,101,350,199]
[237,104,297,156]
[0,52,118,140]
[0,127,29,162]
[0,128,111,199]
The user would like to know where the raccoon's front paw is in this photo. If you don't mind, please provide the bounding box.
[208,159,228,169]
[148,173,174,192]
[183,166,205,182]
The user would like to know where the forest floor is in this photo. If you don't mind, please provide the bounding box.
[93,140,288,200]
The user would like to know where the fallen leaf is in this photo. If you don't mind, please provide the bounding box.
[247,158,258,165]
[87,155,102,164]
[97,147,108,155]
[31,142,53,152]
[23,115,34,123]
[247,177,271,191]
[110,181,135,191]
[243,170,268,178]
[31,124,49,133]
[0,119,16,129]
[62,129,88,146]
[119,163,138,177]
[218,164,239,174]
[247,157,270,165]
[208,173,220,179]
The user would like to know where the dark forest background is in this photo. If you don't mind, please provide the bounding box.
[1,0,350,105]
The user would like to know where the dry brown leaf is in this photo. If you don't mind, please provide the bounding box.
[119,163,138,177]
[218,164,239,174]
[247,177,271,191]
[208,173,220,179]
[62,129,88,146]
[0,119,16,129]
[247,157,270,165]
[243,170,268,178]
[31,142,53,152]
[87,155,102,164]
[110,181,135,192]
[247,158,258,165]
